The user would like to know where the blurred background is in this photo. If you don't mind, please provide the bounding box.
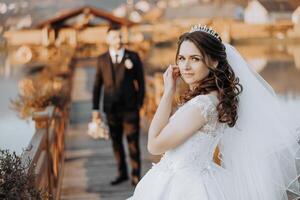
[0,0,300,199]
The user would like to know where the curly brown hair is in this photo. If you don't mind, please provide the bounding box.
[176,31,242,127]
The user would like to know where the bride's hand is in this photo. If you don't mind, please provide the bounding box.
[163,64,180,95]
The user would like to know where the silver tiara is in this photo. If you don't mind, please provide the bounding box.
[189,24,221,41]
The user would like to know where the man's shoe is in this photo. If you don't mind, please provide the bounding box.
[110,175,129,185]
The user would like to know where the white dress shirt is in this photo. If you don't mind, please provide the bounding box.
[109,47,125,64]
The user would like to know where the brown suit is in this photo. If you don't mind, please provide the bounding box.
[92,49,145,179]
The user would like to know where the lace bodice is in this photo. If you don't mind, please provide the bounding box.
[152,94,226,173]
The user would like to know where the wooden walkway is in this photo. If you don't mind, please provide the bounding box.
[60,121,155,200]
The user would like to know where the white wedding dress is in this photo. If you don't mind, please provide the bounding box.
[128,94,229,200]
[127,43,300,200]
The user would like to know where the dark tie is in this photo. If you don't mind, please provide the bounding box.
[115,54,119,64]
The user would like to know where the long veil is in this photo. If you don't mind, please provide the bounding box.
[219,43,300,200]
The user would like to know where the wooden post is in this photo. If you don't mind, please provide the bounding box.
[32,107,53,129]
[42,26,50,47]
[32,106,54,197]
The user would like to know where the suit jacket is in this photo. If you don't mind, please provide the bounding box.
[92,49,145,113]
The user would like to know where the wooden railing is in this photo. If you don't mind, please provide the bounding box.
[21,105,69,199]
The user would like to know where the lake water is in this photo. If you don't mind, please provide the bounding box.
[0,49,35,154]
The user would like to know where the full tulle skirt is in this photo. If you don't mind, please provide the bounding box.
[127,162,230,200]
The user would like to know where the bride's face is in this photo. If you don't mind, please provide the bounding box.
[177,40,210,90]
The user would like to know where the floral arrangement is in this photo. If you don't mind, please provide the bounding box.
[11,71,70,119]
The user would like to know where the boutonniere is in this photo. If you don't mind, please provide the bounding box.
[124,58,133,69]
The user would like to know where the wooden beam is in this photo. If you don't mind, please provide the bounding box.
[36,6,135,29]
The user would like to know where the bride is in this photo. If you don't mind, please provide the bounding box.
[127,25,300,200]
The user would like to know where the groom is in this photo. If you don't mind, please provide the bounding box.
[92,24,145,186]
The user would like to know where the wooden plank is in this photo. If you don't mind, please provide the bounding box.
[55,149,65,200]
[35,151,48,187]
[21,128,48,171]
[36,6,134,28]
